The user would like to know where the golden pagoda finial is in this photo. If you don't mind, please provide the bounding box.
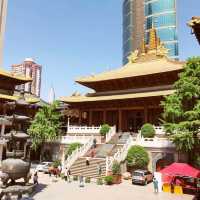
[148,27,158,50]
[127,50,139,63]
[140,37,146,55]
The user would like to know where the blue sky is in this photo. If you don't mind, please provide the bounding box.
[4,0,200,101]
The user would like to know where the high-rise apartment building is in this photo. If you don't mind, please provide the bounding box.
[12,58,42,97]
[0,0,7,67]
[123,0,178,64]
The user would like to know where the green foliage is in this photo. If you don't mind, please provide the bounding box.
[28,101,61,150]
[126,145,149,169]
[141,123,155,138]
[85,177,91,183]
[112,161,121,175]
[52,160,61,168]
[162,57,200,152]
[66,143,81,157]
[60,173,65,179]
[104,176,113,185]
[73,175,78,181]
[97,177,103,185]
[192,154,200,168]
[100,124,111,136]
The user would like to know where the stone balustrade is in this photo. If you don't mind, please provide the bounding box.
[105,126,116,143]
[67,126,101,134]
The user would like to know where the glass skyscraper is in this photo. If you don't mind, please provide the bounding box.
[123,0,178,64]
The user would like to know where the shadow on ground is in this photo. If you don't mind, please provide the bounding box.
[29,183,48,199]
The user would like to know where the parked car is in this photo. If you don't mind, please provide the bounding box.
[36,162,52,173]
[132,170,153,185]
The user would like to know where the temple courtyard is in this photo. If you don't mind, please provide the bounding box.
[28,173,194,200]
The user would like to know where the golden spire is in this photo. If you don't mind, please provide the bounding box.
[140,37,146,55]
[148,27,157,50]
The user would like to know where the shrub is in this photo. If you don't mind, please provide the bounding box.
[97,177,103,185]
[126,145,149,169]
[112,161,121,175]
[73,175,78,181]
[100,124,110,136]
[141,123,155,138]
[66,143,81,157]
[60,173,65,179]
[104,176,113,185]
[85,177,91,183]
[52,160,61,168]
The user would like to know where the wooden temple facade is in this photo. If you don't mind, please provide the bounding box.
[61,28,184,132]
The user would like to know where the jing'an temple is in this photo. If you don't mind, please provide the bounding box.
[60,28,185,133]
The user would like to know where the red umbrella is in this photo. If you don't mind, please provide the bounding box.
[160,163,200,179]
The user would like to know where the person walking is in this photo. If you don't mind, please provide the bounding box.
[97,164,102,176]
[67,169,71,183]
[93,138,97,148]
[33,172,38,185]
[79,174,84,187]
[86,157,90,166]
[153,177,158,194]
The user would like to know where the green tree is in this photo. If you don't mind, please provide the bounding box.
[100,124,110,136]
[126,145,149,169]
[141,123,155,138]
[162,57,200,153]
[28,101,61,150]
[65,142,81,158]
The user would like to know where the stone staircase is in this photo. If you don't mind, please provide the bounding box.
[70,157,106,179]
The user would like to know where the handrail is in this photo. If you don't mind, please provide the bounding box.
[106,135,133,174]
[63,136,94,169]
[105,126,116,143]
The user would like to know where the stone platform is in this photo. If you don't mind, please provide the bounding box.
[0,184,35,200]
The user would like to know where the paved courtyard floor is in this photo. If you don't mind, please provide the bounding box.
[29,173,194,200]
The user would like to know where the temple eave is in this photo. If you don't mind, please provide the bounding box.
[60,89,175,103]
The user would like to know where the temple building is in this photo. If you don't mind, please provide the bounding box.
[61,28,184,133]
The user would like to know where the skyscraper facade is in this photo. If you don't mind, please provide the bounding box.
[123,0,178,64]
[0,0,7,67]
[12,58,42,97]
[123,0,144,64]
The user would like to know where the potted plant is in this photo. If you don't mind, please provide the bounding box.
[97,177,103,185]
[73,175,78,181]
[111,161,122,184]
[85,177,91,183]
[104,176,113,185]
[100,124,110,142]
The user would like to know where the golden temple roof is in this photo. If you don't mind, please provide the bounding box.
[76,57,184,83]
[60,90,175,103]
[0,68,32,83]
[0,94,18,101]
[0,93,40,103]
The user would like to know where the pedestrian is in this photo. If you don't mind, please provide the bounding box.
[79,173,84,187]
[196,178,200,199]
[33,172,38,185]
[153,177,158,194]
[93,138,97,149]
[97,164,102,176]
[86,157,90,166]
[58,164,62,176]
[67,169,71,183]
[91,149,95,158]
